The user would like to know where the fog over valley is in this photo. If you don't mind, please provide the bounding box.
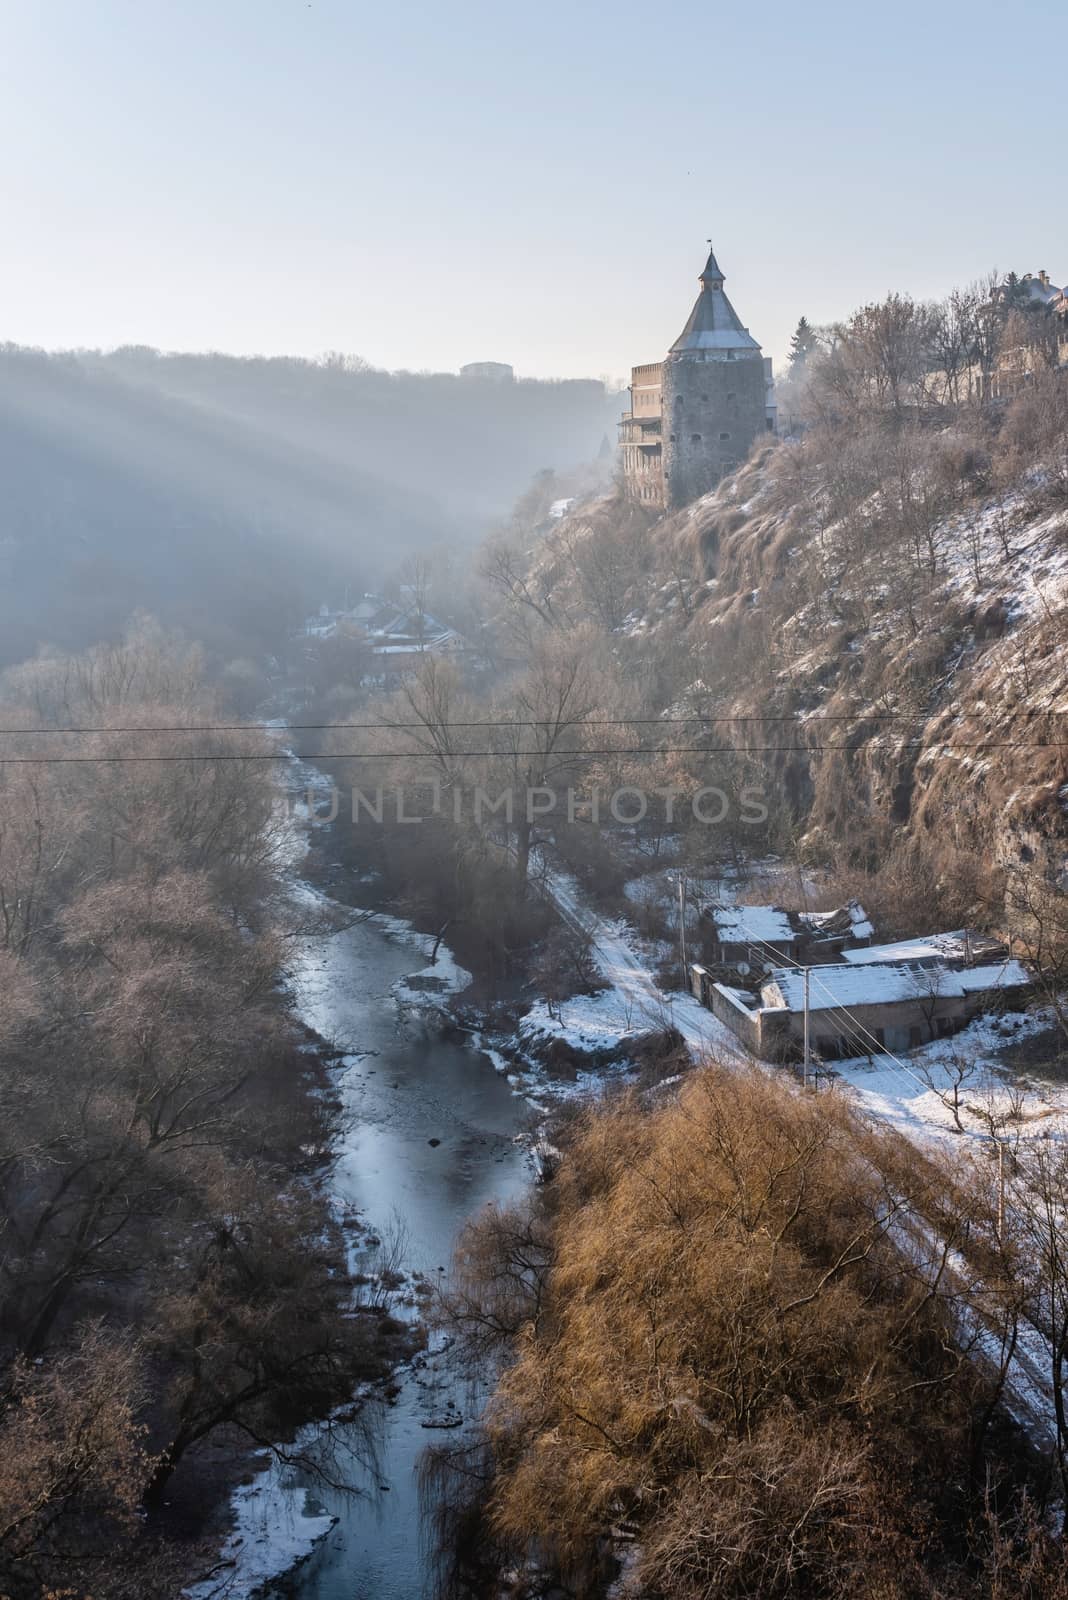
[0,342,618,664]
[2,5,1066,1599]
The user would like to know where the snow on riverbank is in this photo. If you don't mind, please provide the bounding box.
[186,760,476,1599]
[373,913,473,1007]
[184,1470,337,1600]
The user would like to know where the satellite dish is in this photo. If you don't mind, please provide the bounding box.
[736,962,751,977]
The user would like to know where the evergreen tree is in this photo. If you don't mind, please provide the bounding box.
[788,315,820,376]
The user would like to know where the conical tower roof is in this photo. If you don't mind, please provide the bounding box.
[670,245,761,355]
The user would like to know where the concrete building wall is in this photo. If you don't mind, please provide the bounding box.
[620,361,666,506]
[620,445,663,505]
[631,362,663,414]
[706,984,763,1053]
[783,997,963,1059]
[662,351,767,510]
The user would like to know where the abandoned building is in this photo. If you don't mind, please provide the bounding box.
[619,245,776,511]
[691,911,1031,1063]
[703,902,873,974]
[691,957,1032,1062]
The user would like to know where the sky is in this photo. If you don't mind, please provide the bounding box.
[1,0,1064,381]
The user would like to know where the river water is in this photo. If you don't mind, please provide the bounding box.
[275,893,531,1600]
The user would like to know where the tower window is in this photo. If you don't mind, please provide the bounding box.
[691,433,702,443]
[727,392,735,401]
[719,431,731,441]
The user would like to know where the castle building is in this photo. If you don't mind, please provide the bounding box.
[619,245,773,511]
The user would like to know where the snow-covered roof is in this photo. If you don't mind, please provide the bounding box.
[377,607,447,639]
[711,906,795,944]
[842,931,1004,967]
[843,935,961,966]
[800,900,873,941]
[956,961,1032,993]
[763,964,935,1012]
[762,959,1030,1014]
[719,984,758,1008]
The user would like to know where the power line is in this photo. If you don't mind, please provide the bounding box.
[0,710,1064,736]
[0,739,1064,766]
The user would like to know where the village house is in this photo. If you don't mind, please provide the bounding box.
[840,930,1008,969]
[969,270,1068,403]
[691,909,1032,1063]
[302,593,472,684]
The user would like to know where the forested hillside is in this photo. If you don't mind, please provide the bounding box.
[0,344,619,667]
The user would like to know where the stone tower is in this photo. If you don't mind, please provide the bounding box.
[661,246,766,510]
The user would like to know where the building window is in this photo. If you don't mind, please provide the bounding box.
[719,431,730,441]
[691,434,702,443]
[727,392,735,401]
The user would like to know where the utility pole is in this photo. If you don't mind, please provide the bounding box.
[803,966,811,1090]
[678,873,687,978]
[997,1137,1006,1247]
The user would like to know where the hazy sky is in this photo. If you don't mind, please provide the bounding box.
[1,0,1063,380]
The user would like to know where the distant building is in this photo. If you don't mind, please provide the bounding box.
[302,593,473,684]
[994,269,1065,309]
[619,245,774,511]
[460,361,514,382]
[983,270,1068,400]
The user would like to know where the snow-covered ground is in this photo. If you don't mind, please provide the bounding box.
[534,855,1068,1161]
[524,860,743,1062]
[833,1007,1068,1150]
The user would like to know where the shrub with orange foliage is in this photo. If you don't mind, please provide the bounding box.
[437,1064,1066,1598]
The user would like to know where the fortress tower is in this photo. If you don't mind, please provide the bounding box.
[619,244,772,511]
